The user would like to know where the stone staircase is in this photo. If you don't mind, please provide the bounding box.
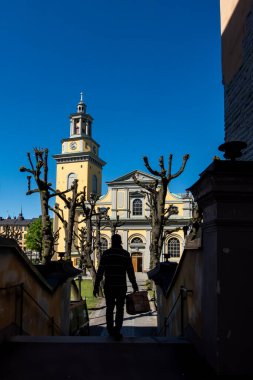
[0,273,216,379]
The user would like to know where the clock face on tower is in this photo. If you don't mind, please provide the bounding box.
[70,141,77,150]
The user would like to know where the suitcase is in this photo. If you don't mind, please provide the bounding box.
[126,290,151,315]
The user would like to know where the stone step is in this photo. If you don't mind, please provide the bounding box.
[1,335,215,380]
[9,335,190,344]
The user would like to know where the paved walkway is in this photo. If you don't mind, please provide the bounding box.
[88,272,158,337]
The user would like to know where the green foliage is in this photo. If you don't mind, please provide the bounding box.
[76,279,99,313]
[145,279,152,291]
[25,217,43,257]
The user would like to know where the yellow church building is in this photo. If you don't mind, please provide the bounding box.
[53,95,192,272]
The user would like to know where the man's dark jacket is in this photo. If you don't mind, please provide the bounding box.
[94,247,138,293]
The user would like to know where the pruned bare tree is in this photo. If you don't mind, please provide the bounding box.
[93,207,110,267]
[133,154,189,269]
[74,191,99,285]
[107,215,125,235]
[74,226,88,270]
[49,179,84,261]
[20,148,72,264]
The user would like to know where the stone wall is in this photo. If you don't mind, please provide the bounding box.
[156,241,203,340]
[0,238,72,340]
[223,3,253,160]
[156,160,253,375]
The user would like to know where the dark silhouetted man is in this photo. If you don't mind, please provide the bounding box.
[93,234,138,340]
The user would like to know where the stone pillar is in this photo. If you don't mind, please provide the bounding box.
[122,229,128,251]
[70,119,73,136]
[111,190,117,219]
[144,229,151,272]
[188,159,253,375]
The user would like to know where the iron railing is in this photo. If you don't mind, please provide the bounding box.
[158,285,192,337]
[0,283,64,336]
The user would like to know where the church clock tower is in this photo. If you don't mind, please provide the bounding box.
[53,93,106,197]
[53,94,106,255]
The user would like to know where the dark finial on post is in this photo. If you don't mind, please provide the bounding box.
[218,141,247,161]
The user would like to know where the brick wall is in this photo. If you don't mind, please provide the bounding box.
[224,11,253,160]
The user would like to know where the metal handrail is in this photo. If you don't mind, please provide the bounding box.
[0,283,64,335]
[0,283,23,290]
[158,285,192,337]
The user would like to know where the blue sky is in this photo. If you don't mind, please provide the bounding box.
[0,0,224,219]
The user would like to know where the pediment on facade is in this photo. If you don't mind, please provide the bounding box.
[107,170,158,185]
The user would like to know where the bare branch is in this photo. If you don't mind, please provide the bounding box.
[132,174,157,193]
[164,227,181,238]
[27,152,35,172]
[168,154,173,178]
[164,205,179,217]
[48,187,71,205]
[48,205,66,224]
[43,148,49,183]
[143,156,161,177]
[20,166,34,174]
[169,154,190,180]
[26,189,40,195]
[159,156,166,177]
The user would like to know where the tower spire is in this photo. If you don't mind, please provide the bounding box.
[77,91,86,114]
[69,93,92,137]
[18,206,24,220]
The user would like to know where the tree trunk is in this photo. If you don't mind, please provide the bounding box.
[83,219,96,285]
[95,220,101,268]
[40,191,54,264]
[84,244,96,285]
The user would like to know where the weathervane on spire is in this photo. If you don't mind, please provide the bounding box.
[80,91,83,102]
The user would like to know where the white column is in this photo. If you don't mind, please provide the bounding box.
[144,229,151,272]
[123,229,129,251]
[70,120,72,136]
[111,189,117,219]
[126,188,130,219]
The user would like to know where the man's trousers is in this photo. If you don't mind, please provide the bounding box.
[104,288,126,334]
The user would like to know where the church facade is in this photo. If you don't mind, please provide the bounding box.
[53,96,192,272]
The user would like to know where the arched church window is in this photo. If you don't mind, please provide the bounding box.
[92,175,98,194]
[100,237,108,254]
[131,237,143,244]
[67,173,77,189]
[133,199,142,216]
[168,238,180,258]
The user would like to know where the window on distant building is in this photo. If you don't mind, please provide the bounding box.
[168,238,180,258]
[92,175,98,194]
[132,199,142,216]
[67,173,77,189]
[101,237,108,253]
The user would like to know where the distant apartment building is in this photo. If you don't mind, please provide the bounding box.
[0,213,34,251]
[220,0,253,159]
